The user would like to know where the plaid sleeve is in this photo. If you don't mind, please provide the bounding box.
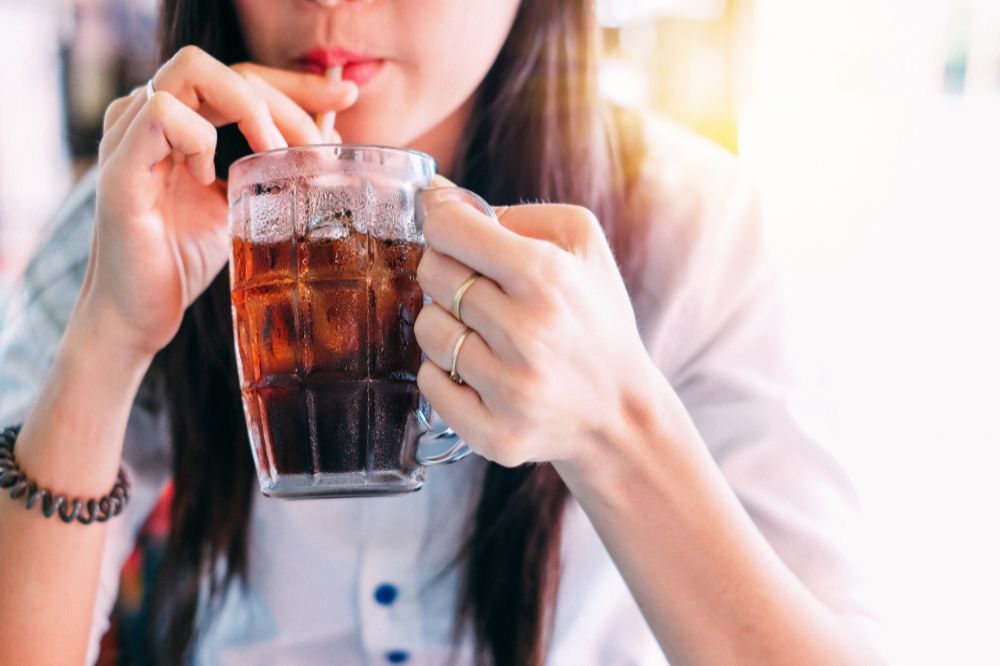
[0,168,98,424]
[0,165,172,450]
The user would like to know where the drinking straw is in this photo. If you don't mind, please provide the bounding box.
[315,65,343,143]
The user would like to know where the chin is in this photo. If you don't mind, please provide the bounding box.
[333,108,414,149]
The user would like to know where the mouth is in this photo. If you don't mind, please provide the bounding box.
[297,48,386,87]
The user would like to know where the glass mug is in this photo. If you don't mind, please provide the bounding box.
[228,145,490,498]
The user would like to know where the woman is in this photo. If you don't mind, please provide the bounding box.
[0,0,882,664]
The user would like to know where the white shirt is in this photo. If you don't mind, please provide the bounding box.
[0,120,878,665]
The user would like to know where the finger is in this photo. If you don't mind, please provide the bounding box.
[493,204,605,257]
[421,199,537,293]
[416,248,519,356]
[233,62,359,115]
[100,90,148,165]
[414,302,505,393]
[240,70,326,146]
[111,91,217,186]
[152,46,284,152]
[416,361,497,455]
[430,174,456,188]
[102,88,144,135]
[426,176,512,226]
[427,173,604,258]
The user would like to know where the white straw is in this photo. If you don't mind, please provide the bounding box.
[315,65,343,143]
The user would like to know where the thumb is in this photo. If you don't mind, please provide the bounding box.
[428,174,512,223]
[430,174,456,188]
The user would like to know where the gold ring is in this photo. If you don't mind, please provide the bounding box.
[450,328,473,384]
[450,272,480,322]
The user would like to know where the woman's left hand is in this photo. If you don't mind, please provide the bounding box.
[415,191,887,666]
[414,193,658,469]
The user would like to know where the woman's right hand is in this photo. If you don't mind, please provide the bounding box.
[76,46,358,359]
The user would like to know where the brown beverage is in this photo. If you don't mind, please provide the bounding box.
[231,231,425,489]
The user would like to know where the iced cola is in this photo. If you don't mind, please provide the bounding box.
[231,228,425,496]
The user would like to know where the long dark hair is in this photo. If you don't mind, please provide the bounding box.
[150,1,647,664]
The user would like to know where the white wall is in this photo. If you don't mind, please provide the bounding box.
[742,1,1000,663]
[0,0,71,297]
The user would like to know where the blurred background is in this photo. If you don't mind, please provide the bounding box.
[1,0,998,663]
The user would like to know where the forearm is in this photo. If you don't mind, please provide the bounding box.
[555,367,881,666]
[0,309,152,665]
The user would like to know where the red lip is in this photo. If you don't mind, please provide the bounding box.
[297,48,385,86]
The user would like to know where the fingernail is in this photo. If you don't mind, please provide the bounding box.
[338,81,359,103]
[331,78,357,91]
[270,124,287,150]
[415,187,466,232]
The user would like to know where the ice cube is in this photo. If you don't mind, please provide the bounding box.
[304,187,354,241]
[370,186,412,239]
[245,285,299,378]
[298,229,368,279]
[370,277,423,381]
[371,237,423,277]
[249,180,293,243]
[300,280,367,378]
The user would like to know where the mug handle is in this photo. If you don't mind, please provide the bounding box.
[412,186,499,466]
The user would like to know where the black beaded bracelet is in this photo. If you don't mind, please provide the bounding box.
[0,424,129,524]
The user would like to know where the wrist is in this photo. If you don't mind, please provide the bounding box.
[63,296,160,376]
[556,357,698,498]
[13,311,154,496]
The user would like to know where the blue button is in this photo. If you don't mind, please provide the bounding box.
[374,583,399,606]
[386,650,409,663]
